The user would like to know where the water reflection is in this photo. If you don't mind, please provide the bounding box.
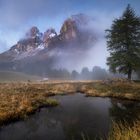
[109,99,140,125]
[0,93,139,140]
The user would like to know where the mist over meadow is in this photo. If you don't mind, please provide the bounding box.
[0,0,140,79]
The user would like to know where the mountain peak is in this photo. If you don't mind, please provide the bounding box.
[60,18,77,41]
[0,14,97,73]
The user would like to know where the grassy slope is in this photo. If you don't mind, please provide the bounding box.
[0,71,41,82]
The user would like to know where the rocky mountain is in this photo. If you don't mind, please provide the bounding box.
[0,14,96,75]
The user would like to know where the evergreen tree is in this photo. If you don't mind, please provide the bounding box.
[81,67,90,80]
[92,66,108,80]
[71,70,79,79]
[106,4,140,80]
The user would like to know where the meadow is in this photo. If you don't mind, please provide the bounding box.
[0,80,140,140]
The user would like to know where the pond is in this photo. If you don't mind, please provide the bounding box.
[0,93,139,140]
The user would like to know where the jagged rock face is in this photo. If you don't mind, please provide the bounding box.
[59,14,96,47]
[11,37,42,53]
[0,14,97,74]
[43,28,57,48]
[60,18,77,41]
[9,14,95,55]
[9,26,43,55]
[26,26,41,38]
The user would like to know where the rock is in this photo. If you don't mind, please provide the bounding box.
[60,18,77,41]
[43,28,57,48]
[0,14,97,74]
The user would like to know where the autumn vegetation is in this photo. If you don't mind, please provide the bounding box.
[0,80,139,125]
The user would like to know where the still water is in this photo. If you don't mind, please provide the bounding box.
[0,93,139,140]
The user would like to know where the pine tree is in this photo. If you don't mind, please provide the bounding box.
[106,4,140,80]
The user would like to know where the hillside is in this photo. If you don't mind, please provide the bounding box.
[0,71,41,82]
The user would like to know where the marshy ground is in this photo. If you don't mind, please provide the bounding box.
[0,80,140,140]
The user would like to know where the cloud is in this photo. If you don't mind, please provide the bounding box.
[0,0,139,29]
[0,39,9,53]
[0,0,79,28]
[0,0,139,68]
[0,0,88,50]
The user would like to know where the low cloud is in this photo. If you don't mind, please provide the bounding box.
[0,0,139,29]
[0,39,9,52]
[0,0,139,69]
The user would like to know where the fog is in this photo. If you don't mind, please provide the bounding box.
[0,0,139,51]
[49,13,112,71]
[0,0,140,79]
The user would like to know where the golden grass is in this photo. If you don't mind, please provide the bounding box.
[0,81,81,125]
[79,81,140,101]
[0,91,58,125]
[0,80,139,126]
[108,119,140,140]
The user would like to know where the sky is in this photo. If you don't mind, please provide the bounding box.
[0,0,140,69]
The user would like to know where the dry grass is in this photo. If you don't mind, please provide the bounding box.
[0,94,58,124]
[108,119,140,140]
[79,81,140,101]
[0,80,140,126]
[0,88,58,125]
[0,81,81,125]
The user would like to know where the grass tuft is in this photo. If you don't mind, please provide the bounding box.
[108,119,140,140]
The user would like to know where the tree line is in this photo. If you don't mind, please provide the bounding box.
[44,66,124,80]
